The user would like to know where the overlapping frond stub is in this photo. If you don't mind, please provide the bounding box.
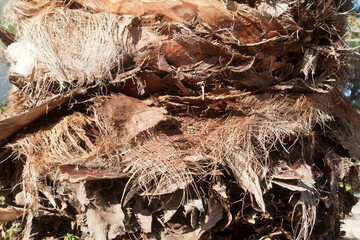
[0,0,359,239]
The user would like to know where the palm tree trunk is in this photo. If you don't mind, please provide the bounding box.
[0,0,359,239]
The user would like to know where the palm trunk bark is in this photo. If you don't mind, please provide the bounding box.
[0,0,359,239]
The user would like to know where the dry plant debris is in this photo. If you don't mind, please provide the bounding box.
[0,0,359,239]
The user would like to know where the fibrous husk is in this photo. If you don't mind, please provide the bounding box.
[6,6,140,96]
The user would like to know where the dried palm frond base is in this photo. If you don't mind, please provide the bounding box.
[0,92,356,240]
[3,0,351,109]
[0,0,359,239]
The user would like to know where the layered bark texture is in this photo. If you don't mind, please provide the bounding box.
[0,0,359,239]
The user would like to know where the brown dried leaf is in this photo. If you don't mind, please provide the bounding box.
[161,40,195,67]
[202,198,223,232]
[87,209,107,240]
[97,94,167,138]
[161,198,223,240]
[74,182,90,207]
[226,153,266,212]
[272,164,315,192]
[104,204,126,239]
[162,190,183,223]
[15,191,33,207]
[134,196,152,234]
[0,205,24,223]
[272,180,310,192]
